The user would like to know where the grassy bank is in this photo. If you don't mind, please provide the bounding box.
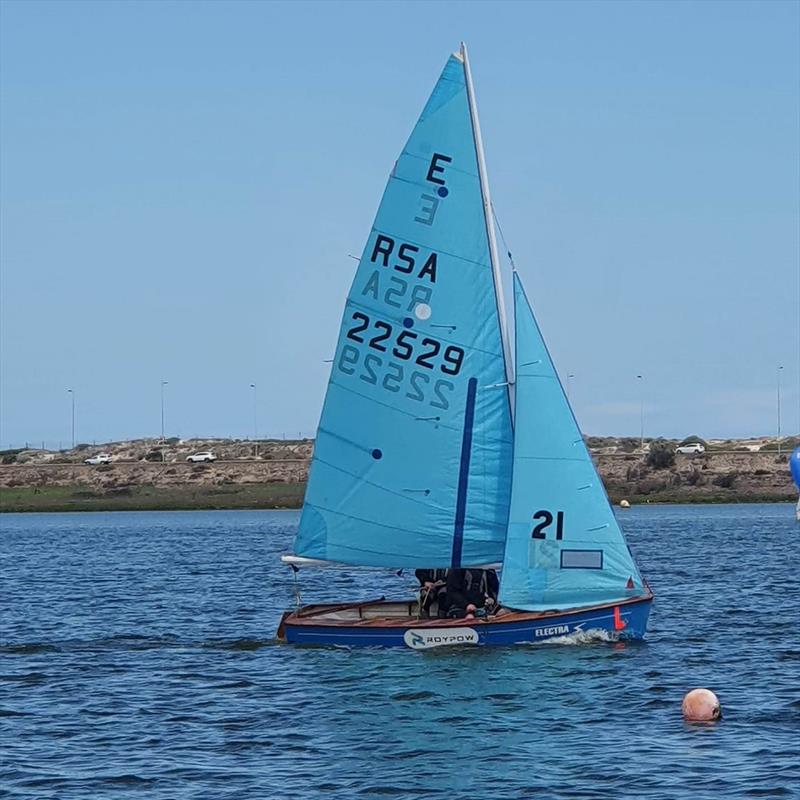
[0,483,306,513]
[611,491,796,505]
[1,482,795,513]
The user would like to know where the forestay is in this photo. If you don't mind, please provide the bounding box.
[293,50,513,568]
[499,275,646,610]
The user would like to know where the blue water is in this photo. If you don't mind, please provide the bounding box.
[1,505,798,799]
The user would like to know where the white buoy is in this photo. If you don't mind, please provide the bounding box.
[619,499,631,508]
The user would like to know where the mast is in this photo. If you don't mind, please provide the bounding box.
[460,42,515,412]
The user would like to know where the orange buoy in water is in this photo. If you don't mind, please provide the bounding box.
[682,688,721,722]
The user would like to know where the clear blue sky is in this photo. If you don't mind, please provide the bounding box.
[1,0,798,447]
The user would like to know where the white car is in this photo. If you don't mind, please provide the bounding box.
[85,453,112,465]
[675,443,705,455]
[186,451,216,463]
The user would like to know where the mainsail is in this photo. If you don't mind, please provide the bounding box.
[293,48,513,568]
[499,274,646,610]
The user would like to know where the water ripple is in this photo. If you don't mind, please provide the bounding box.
[1,505,799,799]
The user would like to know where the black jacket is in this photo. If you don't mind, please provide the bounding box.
[446,568,499,609]
[415,568,448,586]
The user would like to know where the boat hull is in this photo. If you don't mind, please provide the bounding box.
[279,594,653,648]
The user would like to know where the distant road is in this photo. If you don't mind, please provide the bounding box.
[593,450,769,458]
[2,451,777,468]
[1,459,309,467]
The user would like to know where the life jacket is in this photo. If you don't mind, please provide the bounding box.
[463,569,489,600]
[418,568,448,584]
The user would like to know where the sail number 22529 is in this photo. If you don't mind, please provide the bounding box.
[345,312,464,375]
[337,311,460,411]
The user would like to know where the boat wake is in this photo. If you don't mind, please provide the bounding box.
[535,627,621,646]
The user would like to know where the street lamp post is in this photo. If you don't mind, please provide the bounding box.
[566,373,575,402]
[160,381,168,442]
[777,365,784,457]
[67,389,75,449]
[636,375,644,453]
[250,383,258,458]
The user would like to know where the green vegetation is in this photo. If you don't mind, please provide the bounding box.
[0,448,24,465]
[3,480,792,513]
[679,435,708,448]
[608,489,796,505]
[646,439,675,469]
[616,438,643,453]
[0,483,306,513]
[760,437,800,452]
[712,472,737,489]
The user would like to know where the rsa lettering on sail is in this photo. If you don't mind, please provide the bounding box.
[361,234,437,314]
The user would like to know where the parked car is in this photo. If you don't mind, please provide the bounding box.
[675,443,705,455]
[186,451,216,463]
[85,453,112,465]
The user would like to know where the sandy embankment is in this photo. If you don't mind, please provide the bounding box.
[1,437,796,511]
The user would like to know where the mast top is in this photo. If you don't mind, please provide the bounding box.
[460,40,515,402]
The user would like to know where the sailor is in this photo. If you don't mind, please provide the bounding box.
[445,568,499,619]
[415,568,449,618]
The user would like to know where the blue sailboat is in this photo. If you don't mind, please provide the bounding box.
[277,44,652,648]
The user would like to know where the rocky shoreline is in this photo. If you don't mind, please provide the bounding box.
[1,437,796,512]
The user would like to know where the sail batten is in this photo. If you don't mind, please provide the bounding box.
[293,51,513,569]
